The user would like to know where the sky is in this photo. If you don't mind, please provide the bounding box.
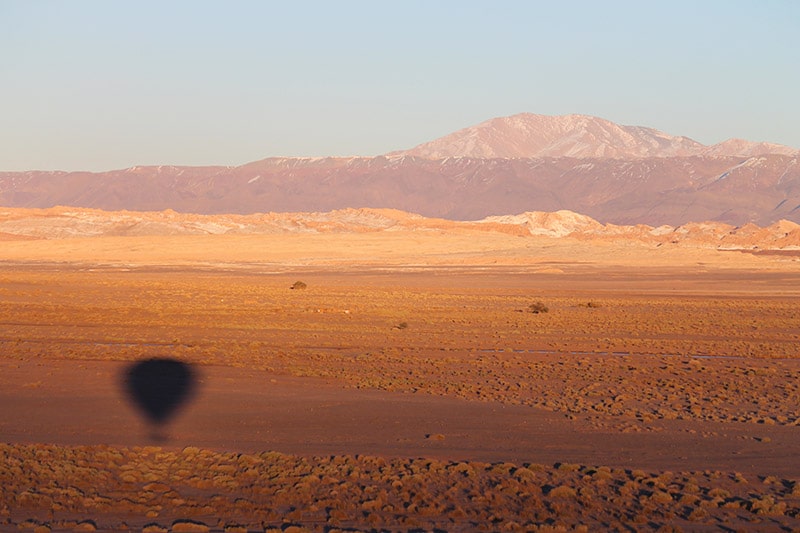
[1,0,799,171]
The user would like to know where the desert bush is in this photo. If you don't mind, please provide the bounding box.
[171,520,211,533]
[290,281,307,290]
[547,485,577,498]
[528,301,549,314]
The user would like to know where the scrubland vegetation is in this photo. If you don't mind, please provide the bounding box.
[3,443,800,532]
[2,267,799,531]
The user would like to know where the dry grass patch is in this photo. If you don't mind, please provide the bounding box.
[2,444,799,531]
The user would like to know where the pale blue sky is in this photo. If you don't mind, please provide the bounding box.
[1,0,798,171]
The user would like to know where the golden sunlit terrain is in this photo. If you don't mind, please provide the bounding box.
[2,229,800,531]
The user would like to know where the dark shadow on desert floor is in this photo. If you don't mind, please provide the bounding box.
[122,357,197,442]
[1,266,799,531]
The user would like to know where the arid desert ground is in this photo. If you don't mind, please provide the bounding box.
[2,225,800,532]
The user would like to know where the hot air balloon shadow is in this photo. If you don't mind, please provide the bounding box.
[123,358,197,442]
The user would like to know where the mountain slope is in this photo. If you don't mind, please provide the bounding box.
[392,113,798,159]
[1,113,799,226]
[702,138,799,158]
[2,154,799,226]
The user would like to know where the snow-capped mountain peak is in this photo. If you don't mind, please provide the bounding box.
[391,113,797,160]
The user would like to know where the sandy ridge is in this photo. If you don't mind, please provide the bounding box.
[1,206,800,253]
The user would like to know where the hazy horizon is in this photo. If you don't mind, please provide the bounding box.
[2,0,799,172]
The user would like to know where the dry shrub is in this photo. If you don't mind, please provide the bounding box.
[748,495,787,515]
[548,485,577,498]
[707,488,730,498]
[649,490,673,504]
[171,520,210,532]
[528,301,549,314]
[686,507,709,521]
[513,466,538,481]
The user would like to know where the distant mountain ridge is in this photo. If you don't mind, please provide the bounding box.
[391,113,798,159]
[1,113,799,226]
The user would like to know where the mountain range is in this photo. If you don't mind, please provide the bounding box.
[1,113,798,226]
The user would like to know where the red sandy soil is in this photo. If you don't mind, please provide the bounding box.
[1,232,800,532]
[4,358,798,474]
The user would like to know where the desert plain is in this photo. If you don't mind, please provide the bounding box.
[1,213,800,532]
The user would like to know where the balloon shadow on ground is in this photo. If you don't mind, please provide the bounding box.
[122,358,198,443]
